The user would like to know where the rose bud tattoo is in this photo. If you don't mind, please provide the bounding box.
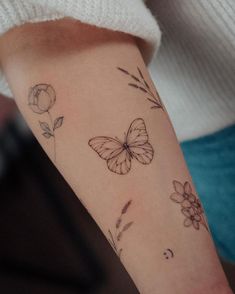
[28,84,64,162]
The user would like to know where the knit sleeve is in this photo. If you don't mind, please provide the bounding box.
[0,0,161,98]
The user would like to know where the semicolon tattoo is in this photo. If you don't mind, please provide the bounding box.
[28,84,64,162]
[108,200,134,258]
[170,180,209,232]
[117,66,163,110]
[88,118,154,175]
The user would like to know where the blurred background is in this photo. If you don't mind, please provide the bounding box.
[0,95,234,293]
[0,95,138,294]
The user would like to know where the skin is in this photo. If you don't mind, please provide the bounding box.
[0,19,232,294]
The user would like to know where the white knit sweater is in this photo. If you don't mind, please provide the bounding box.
[0,0,234,141]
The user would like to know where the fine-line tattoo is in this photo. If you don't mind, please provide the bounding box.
[170,180,209,231]
[117,66,163,110]
[28,84,64,162]
[163,248,174,259]
[108,200,133,258]
[88,118,154,175]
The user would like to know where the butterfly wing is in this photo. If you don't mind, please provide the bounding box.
[88,136,124,159]
[107,149,131,175]
[88,136,131,175]
[126,118,154,164]
[126,118,149,146]
[128,142,154,164]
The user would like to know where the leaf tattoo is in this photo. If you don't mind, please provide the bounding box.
[121,200,132,214]
[28,84,64,162]
[108,200,133,259]
[53,116,64,130]
[122,221,133,231]
[42,132,53,139]
[39,121,51,133]
[116,200,132,229]
[117,222,134,241]
[116,218,122,229]
[117,66,164,110]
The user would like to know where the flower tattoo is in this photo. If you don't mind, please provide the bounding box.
[108,200,133,258]
[28,84,64,162]
[170,180,209,231]
[117,66,163,110]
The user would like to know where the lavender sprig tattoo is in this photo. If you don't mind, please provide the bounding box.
[117,66,163,110]
[28,84,64,162]
[108,200,133,258]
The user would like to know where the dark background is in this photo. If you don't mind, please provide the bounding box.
[0,96,234,293]
[0,96,138,294]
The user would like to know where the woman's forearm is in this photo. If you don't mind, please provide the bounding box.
[0,19,231,294]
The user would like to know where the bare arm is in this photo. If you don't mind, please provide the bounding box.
[0,19,232,294]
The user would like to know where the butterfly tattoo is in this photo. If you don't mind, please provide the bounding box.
[88,118,154,175]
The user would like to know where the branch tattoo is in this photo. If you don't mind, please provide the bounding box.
[117,66,163,110]
[88,118,154,175]
[170,180,209,231]
[28,84,64,162]
[108,200,133,258]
